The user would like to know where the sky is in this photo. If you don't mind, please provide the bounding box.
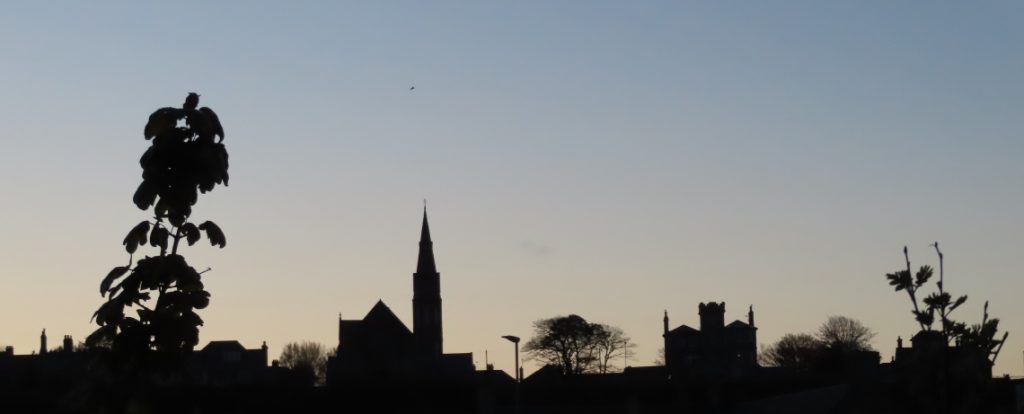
[1,2,1022,376]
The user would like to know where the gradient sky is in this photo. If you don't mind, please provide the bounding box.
[1,2,1022,376]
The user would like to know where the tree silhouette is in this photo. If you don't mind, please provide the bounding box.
[760,333,821,369]
[593,325,637,373]
[87,93,228,352]
[523,314,634,375]
[761,317,873,369]
[279,341,330,386]
[816,315,875,352]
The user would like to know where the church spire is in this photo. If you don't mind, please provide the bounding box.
[413,206,443,357]
[416,208,437,275]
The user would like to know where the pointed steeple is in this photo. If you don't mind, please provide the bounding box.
[416,208,437,275]
[413,206,443,358]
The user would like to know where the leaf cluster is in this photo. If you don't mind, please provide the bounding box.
[135,105,228,226]
[90,255,210,351]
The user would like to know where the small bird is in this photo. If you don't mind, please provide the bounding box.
[184,93,200,110]
[409,86,415,91]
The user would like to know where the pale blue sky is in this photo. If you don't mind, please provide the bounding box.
[1,2,1022,375]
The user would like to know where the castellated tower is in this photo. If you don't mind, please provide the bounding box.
[698,302,726,331]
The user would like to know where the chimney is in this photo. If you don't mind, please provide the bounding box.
[63,335,73,353]
[40,329,47,355]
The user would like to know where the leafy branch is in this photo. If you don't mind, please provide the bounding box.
[885,243,1006,364]
[88,93,229,352]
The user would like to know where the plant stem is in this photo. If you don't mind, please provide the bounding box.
[171,224,183,255]
[933,242,949,341]
[904,247,926,331]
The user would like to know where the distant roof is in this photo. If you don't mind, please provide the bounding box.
[202,341,247,353]
[667,324,700,335]
[339,300,414,348]
[475,368,516,384]
[622,365,668,379]
[363,300,412,336]
[524,364,563,381]
[726,320,752,328]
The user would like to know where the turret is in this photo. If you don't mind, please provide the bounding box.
[40,329,47,355]
[698,302,725,331]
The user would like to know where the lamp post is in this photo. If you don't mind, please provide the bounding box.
[502,335,520,382]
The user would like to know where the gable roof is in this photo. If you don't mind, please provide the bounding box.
[339,300,414,348]
[202,341,247,353]
[667,324,700,335]
[362,300,413,336]
[726,320,751,329]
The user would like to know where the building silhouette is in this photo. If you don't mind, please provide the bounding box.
[663,302,757,377]
[327,210,473,383]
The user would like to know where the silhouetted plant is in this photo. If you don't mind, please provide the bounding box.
[523,314,635,375]
[885,243,1007,364]
[87,93,228,352]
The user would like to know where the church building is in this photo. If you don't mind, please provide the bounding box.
[326,210,473,383]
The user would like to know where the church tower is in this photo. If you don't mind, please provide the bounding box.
[413,208,443,358]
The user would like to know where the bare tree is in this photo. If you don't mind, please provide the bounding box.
[279,341,328,385]
[653,347,665,366]
[760,333,821,368]
[816,315,875,352]
[592,325,637,373]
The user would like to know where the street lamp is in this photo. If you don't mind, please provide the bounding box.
[502,335,520,382]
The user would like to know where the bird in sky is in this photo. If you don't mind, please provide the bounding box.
[409,86,415,90]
